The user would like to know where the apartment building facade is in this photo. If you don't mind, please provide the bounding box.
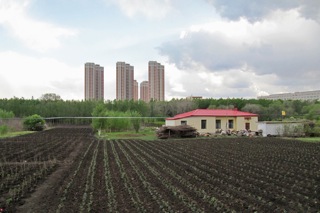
[84,62,104,101]
[148,61,165,101]
[134,80,138,101]
[140,81,149,102]
[116,62,134,100]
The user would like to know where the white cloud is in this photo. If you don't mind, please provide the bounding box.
[207,0,320,22]
[0,0,77,52]
[159,9,320,96]
[0,51,83,100]
[109,0,172,19]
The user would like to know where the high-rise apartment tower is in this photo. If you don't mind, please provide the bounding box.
[84,62,104,101]
[148,61,165,101]
[116,62,134,100]
[140,81,149,102]
[134,80,139,101]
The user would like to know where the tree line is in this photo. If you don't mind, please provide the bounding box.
[0,96,319,121]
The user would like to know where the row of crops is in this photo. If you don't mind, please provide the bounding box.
[0,127,319,212]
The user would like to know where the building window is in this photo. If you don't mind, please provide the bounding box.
[181,120,187,125]
[216,119,221,129]
[201,120,207,129]
[228,119,234,129]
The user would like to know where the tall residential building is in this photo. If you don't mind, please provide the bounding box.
[148,61,165,101]
[140,81,149,102]
[84,62,104,101]
[116,62,134,100]
[134,80,139,101]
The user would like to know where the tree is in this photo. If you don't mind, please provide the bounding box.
[0,109,14,119]
[0,109,15,135]
[23,114,45,131]
[40,93,62,101]
[130,111,142,133]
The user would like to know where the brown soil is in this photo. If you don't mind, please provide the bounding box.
[15,141,84,213]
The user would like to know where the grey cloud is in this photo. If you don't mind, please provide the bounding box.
[159,25,320,81]
[207,0,320,22]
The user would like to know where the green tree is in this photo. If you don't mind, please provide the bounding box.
[0,109,14,118]
[303,103,320,120]
[0,109,15,135]
[40,93,62,101]
[130,111,142,133]
[23,114,45,131]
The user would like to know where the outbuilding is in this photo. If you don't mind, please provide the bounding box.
[258,121,305,137]
[165,109,258,134]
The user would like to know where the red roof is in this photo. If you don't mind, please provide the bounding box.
[166,109,258,120]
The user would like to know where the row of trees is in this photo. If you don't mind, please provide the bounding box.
[1,95,320,133]
[0,97,319,120]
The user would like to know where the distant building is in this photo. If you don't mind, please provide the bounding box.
[186,96,203,100]
[134,80,138,101]
[84,62,104,101]
[258,90,320,101]
[148,61,165,101]
[140,81,149,102]
[116,62,134,100]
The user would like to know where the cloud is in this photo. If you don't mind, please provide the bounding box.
[206,0,320,22]
[160,9,320,97]
[0,0,77,52]
[0,51,83,100]
[108,0,172,19]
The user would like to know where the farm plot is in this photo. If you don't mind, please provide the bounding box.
[1,128,319,212]
[0,127,94,212]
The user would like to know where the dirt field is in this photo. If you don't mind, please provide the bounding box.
[0,127,319,212]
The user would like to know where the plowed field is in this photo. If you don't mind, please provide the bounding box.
[0,127,319,212]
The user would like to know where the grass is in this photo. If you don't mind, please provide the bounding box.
[294,137,320,143]
[0,131,34,138]
[97,127,158,141]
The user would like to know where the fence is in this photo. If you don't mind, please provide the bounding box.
[1,117,166,131]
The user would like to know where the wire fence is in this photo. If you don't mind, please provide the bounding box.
[1,117,166,130]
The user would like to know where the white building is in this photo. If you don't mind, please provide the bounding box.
[258,90,320,101]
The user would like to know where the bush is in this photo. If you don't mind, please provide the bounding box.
[0,125,8,135]
[23,114,45,131]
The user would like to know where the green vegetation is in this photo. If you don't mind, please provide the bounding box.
[97,128,157,140]
[0,125,9,135]
[23,114,46,131]
[295,137,320,143]
[1,96,320,137]
[0,131,34,138]
[0,108,15,135]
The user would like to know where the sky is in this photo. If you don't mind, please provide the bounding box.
[0,0,319,101]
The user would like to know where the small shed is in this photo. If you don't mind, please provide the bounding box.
[258,121,305,137]
[156,125,197,139]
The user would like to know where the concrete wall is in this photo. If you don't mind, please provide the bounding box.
[258,122,304,137]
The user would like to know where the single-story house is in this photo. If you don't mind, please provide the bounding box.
[165,109,258,134]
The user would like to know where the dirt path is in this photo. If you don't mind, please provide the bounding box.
[16,141,84,213]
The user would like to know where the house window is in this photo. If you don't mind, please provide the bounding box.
[216,119,221,129]
[181,120,187,125]
[201,120,207,129]
[228,119,234,129]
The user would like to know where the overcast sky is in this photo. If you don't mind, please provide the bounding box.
[0,0,319,100]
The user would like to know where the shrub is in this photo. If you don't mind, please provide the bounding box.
[23,114,45,131]
[0,125,8,135]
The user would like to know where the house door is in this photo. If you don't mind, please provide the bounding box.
[245,123,250,130]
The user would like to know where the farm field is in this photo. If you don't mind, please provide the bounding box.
[0,127,319,212]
